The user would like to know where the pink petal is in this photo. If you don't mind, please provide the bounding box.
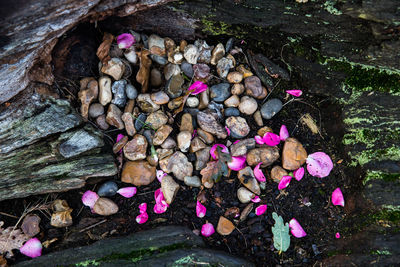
[188,81,208,95]
[20,237,42,258]
[255,204,267,216]
[251,196,261,203]
[225,126,231,136]
[196,201,207,218]
[233,140,240,145]
[263,132,280,146]
[192,129,197,138]
[210,144,229,160]
[136,212,148,224]
[227,156,247,171]
[331,187,345,207]
[293,167,305,181]
[253,162,266,182]
[289,218,307,238]
[154,203,168,214]
[286,90,303,97]
[82,190,99,208]
[116,134,125,143]
[156,170,167,183]
[335,232,341,238]
[254,135,264,145]
[279,125,289,141]
[278,175,292,190]
[306,152,333,178]
[154,188,169,214]
[139,203,147,214]
[117,187,137,198]
[201,223,215,237]
[117,33,135,49]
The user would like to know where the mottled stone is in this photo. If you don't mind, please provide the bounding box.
[237,64,253,78]
[210,83,231,103]
[193,63,210,79]
[166,74,184,99]
[246,147,280,167]
[231,139,256,157]
[216,57,233,78]
[190,136,206,153]
[89,103,104,118]
[167,97,183,110]
[21,214,41,237]
[121,160,156,186]
[111,80,127,107]
[106,104,124,129]
[211,43,225,65]
[156,148,173,160]
[112,136,128,154]
[225,116,250,138]
[186,97,199,108]
[239,96,258,115]
[282,138,307,170]
[96,115,109,130]
[244,76,263,98]
[78,80,98,121]
[184,176,201,187]
[237,187,255,204]
[169,151,193,181]
[137,94,160,112]
[231,83,245,95]
[122,113,136,136]
[101,58,125,80]
[150,92,169,106]
[195,147,211,170]
[161,137,177,149]
[164,63,181,80]
[197,111,227,139]
[180,113,193,133]
[153,125,173,146]
[93,198,118,216]
[227,72,243,84]
[148,34,165,56]
[195,40,212,64]
[161,175,180,204]
[257,126,273,137]
[145,110,168,130]
[271,166,288,183]
[224,95,240,107]
[177,131,192,152]
[260,98,283,120]
[197,129,214,145]
[183,44,199,64]
[123,134,148,161]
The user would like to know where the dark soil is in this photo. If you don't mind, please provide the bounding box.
[0,22,351,266]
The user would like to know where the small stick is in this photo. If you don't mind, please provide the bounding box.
[0,212,18,219]
[79,219,107,233]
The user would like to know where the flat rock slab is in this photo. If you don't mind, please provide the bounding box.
[16,226,253,267]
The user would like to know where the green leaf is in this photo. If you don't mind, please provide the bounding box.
[271,212,290,253]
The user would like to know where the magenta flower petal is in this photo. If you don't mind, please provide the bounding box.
[255,204,267,216]
[227,156,247,171]
[196,201,207,218]
[117,33,135,49]
[139,203,147,214]
[332,187,345,207]
[254,162,266,182]
[278,175,292,190]
[82,190,99,208]
[279,125,289,141]
[286,90,302,97]
[306,152,333,178]
[201,223,215,237]
[117,187,137,198]
[154,203,168,214]
[136,212,148,224]
[188,81,208,95]
[289,218,307,238]
[254,135,264,145]
[156,170,167,182]
[225,126,231,136]
[263,132,280,146]
[20,237,42,258]
[293,167,305,181]
[210,144,229,160]
[335,232,341,238]
[251,195,261,203]
[116,134,125,143]
[233,140,240,145]
[154,188,169,214]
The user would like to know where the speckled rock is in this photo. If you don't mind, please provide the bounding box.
[239,96,258,115]
[145,110,168,130]
[197,111,227,139]
[137,94,160,113]
[101,58,125,80]
[244,76,263,98]
[151,91,169,105]
[216,57,233,78]
[89,103,104,118]
[99,76,112,105]
[231,139,256,157]
[161,137,177,149]
[121,160,156,186]
[282,138,307,170]
[225,116,250,138]
[106,104,124,129]
[195,147,211,170]
[246,147,280,167]
[227,72,243,84]
[197,129,214,145]
[161,175,180,204]
[224,95,240,107]
[153,125,173,146]
[193,63,210,79]
[183,44,199,64]
[123,134,148,161]
[166,74,184,99]
[231,83,245,95]
[184,176,201,187]
[180,113,193,133]
[186,97,199,107]
[238,166,261,195]
[177,131,192,152]
[210,83,231,103]
[111,80,127,107]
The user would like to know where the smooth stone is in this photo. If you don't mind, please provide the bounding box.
[161,137,176,149]
[145,110,168,130]
[224,95,240,107]
[217,216,235,236]
[207,102,224,120]
[123,134,148,161]
[240,203,254,222]
[224,107,240,117]
[106,104,124,129]
[21,214,41,237]
[211,43,225,65]
[156,148,173,160]
[197,129,214,145]
[238,166,261,195]
[177,131,192,152]
[151,91,169,105]
[78,80,97,121]
[150,54,168,65]
[141,34,149,48]
[197,111,227,139]
[126,84,138,100]
[195,147,211,170]
[169,151,193,181]
[89,103,104,118]
[260,98,283,119]
[96,115,109,130]
[239,96,258,115]
[150,69,163,88]
[210,83,231,102]
[186,97,199,108]
[153,125,173,146]
[124,47,138,64]
[111,80,127,108]
[183,44,199,64]
[195,40,212,64]
[246,147,280,167]
[271,166,288,183]
[225,38,234,53]
[93,198,119,216]
[244,76,263,98]
[134,113,147,131]
[97,181,119,197]
[227,72,243,84]
[184,176,201,187]
[254,86,268,100]
[124,100,135,115]
[181,61,194,78]
[282,138,307,170]
[170,52,184,64]
[190,136,206,153]
[237,64,253,78]
[253,111,263,127]
[161,175,180,204]
[166,74,184,99]
[148,34,165,56]
[112,136,128,154]
[179,40,187,52]
[143,129,155,145]
[193,63,210,79]
[99,76,112,105]
[231,139,256,157]
[225,116,250,138]
[121,160,156,186]
[198,90,209,110]
[180,113,193,133]
[257,126,273,137]
[101,58,125,80]
[237,187,255,204]
[231,83,245,95]
[216,57,233,78]
[164,63,181,80]
[137,94,160,112]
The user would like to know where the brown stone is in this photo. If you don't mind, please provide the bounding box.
[271,166,288,183]
[197,129,214,145]
[198,90,209,109]
[180,113,193,133]
[282,138,307,170]
[195,147,211,171]
[161,175,180,204]
[253,111,263,127]
[96,114,109,130]
[21,214,41,237]
[145,110,168,130]
[124,99,135,113]
[123,134,148,161]
[246,147,280,167]
[236,64,253,78]
[161,137,176,149]
[153,125,173,146]
[231,138,256,157]
[101,58,125,80]
[177,131,192,152]
[231,83,245,95]
[156,148,173,160]
[226,71,243,84]
[106,104,124,129]
[51,210,73,228]
[244,76,263,98]
[78,80,98,121]
[151,91,169,105]
[93,198,119,216]
[113,136,128,154]
[238,166,261,195]
[190,136,206,153]
[167,151,193,181]
[210,43,225,65]
[197,111,227,139]
[225,116,250,138]
[217,216,235,235]
[224,95,240,107]
[167,97,183,110]
[257,126,273,137]
[137,94,160,113]
[121,113,136,136]
[121,160,156,186]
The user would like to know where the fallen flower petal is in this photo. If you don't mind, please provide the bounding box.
[210,144,229,160]
[188,81,208,95]
[251,196,261,203]
[201,223,215,237]
[139,203,147,214]
[254,162,266,182]
[335,232,341,238]
[278,175,292,190]
[286,90,302,97]
[154,203,168,214]
[136,212,148,224]
[254,135,264,145]
[289,218,307,238]
[154,189,169,214]
[306,152,333,178]
[117,187,137,198]
[255,204,267,216]
[20,237,42,258]
[227,156,247,171]
[332,187,345,207]
[196,201,206,218]
[233,140,240,145]
[156,170,167,182]
[82,190,99,208]
[279,125,289,141]
[117,33,135,49]
[116,134,125,143]
[225,126,231,136]
[263,132,280,146]
[293,167,305,181]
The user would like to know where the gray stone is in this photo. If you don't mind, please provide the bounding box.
[88,103,104,118]
[161,137,176,149]
[150,54,168,65]
[239,96,258,115]
[135,113,147,131]
[137,94,160,112]
[197,111,227,139]
[225,116,250,138]
[184,176,201,187]
[195,147,211,171]
[193,63,210,79]
[166,74,184,99]
[225,37,234,53]
[210,83,231,103]
[111,80,127,108]
[181,61,194,78]
[216,57,233,78]
[183,44,199,64]
[211,43,225,65]
[97,181,119,197]
[224,107,240,117]
[164,64,181,80]
[195,40,212,64]
[231,138,256,157]
[125,84,138,100]
[150,69,163,87]
[148,34,165,56]
[260,98,283,119]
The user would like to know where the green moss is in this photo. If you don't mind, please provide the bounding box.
[370,250,392,256]
[323,0,342,16]
[349,145,400,166]
[200,18,252,39]
[75,260,100,266]
[364,171,400,185]
[371,209,400,224]
[343,128,400,148]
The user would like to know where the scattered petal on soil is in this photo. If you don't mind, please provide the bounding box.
[253,162,266,182]
[286,90,302,97]
[227,156,247,171]
[331,187,345,207]
[251,196,261,203]
[117,33,135,49]
[201,223,215,237]
[335,232,341,239]
[289,218,307,238]
[263,132,280,146]
[82,190,99,209]
[254,135,264,145]
[279,125,289,141]
[255,204,267,216]
[293,167,305,181]
[117,187,137,198]
[136,212,148,224]
[306,152,333,178]
[196,201,206,218]
[210,144,229,160]
[188,81,208,95]
[278,175,292,190]
[20,238,42,258]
